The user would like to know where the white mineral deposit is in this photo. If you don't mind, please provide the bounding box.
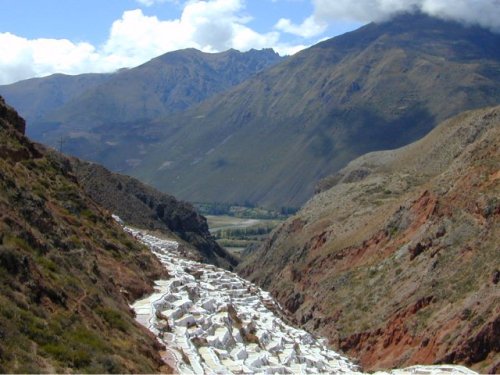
[128,227,477,375]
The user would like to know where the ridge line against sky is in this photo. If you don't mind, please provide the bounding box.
[0,0,499,85]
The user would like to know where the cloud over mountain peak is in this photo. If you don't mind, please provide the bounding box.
[312,0,500,31]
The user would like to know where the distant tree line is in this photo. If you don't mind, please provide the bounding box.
[195,202,298,219]
[213,226,274,240]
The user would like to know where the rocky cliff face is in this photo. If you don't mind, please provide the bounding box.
[70,159,238,269]
[0,96,170,373]
[238,106,500,373]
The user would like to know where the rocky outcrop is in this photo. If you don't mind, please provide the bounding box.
[0,96,25,134]
[238,106,500,372]
[70,159,238,269]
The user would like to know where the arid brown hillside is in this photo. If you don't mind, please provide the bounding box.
[0,96,170,373]
[238,106,500,373]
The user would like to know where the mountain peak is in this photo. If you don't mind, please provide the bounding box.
[315,12,500,60]
[155,47,280,61]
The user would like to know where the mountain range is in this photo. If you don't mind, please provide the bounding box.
[238,105,500,373]
[0,10,499,374]
[0,48,282,143]
[2,14,499,209]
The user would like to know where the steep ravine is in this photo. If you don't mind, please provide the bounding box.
[70,158,238,270]
[0,96,169,372]
[238,105,500,373]
[128,226,477,374]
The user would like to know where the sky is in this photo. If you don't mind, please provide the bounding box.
[0,0,499,85]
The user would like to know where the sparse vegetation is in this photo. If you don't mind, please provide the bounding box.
[0,97,167,373]
[238,105,500,372]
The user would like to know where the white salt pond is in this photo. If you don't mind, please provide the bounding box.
[128,227,476,375]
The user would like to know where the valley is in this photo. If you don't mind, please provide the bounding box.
[206,214,284,256]
[0,6,498,374]
[3,14,500,208]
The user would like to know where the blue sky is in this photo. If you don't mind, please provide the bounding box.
[0,0,329,46]
[0,0,363,84]
[0,0,498,84]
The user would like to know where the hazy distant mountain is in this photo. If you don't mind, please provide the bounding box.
[238,105,500,373]
[0,48,283,142]
[0,73,113,124]
[127,13,500,208]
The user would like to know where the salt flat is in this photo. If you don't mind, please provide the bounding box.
[128,227,476,375]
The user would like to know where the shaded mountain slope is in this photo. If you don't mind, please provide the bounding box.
[0,48,282,162]
[0,96,171,372]
[126,14,500,208]
[47,48,282,126]
[71,159,238,269]
[238,105,500,372]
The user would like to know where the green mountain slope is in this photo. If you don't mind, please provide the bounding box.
[0,96,171,372]
[47,48,282,126]
[238,105,500,372]
[126,14,500,208]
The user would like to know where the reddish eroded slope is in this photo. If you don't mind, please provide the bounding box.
[238,106,500,373]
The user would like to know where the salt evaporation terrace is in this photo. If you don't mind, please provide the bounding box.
[128,227,477,375]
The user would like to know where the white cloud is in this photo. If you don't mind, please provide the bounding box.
[0,0,308,85]
[100,9,192,68]
[275,15,327,38]
[273,43,308,56]
[0,32,100,85]
[421,0,500,30]
[312,0,500,31]
[275,0,500,52]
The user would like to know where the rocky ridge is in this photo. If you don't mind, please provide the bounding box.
[0,48,283,169]
[238,105,500,372]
